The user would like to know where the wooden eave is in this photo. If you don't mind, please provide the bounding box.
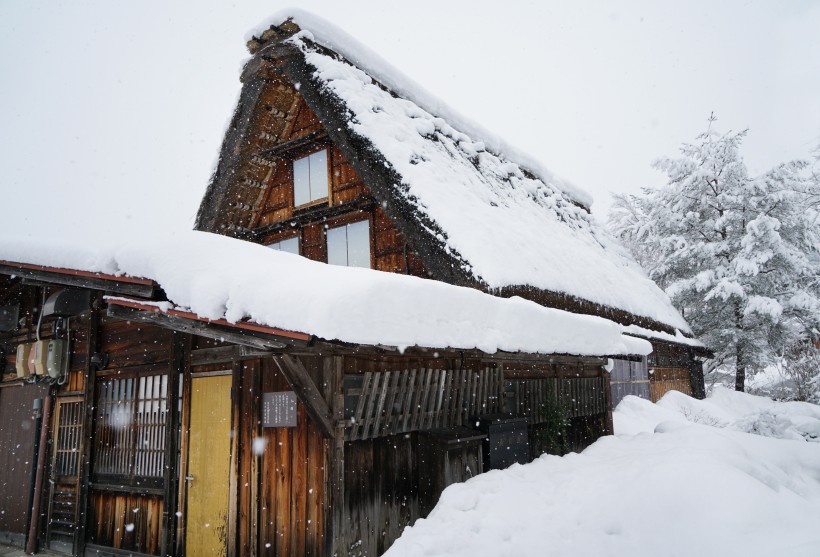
[0,260,159,298]
[260,129,330,159]
[105,297,311,350]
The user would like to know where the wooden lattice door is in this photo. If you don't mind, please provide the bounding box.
[46,396,84,553]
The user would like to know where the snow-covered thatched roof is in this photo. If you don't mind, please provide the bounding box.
[202,11,693,336]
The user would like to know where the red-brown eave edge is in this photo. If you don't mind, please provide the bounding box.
[106,297,312,342]
[0,260,157,286]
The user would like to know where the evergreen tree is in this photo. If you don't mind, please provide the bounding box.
[610,116,820,391]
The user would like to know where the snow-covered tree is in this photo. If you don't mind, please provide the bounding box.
[610,116,820,391]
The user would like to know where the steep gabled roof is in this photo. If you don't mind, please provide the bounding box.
[197,11,693,336]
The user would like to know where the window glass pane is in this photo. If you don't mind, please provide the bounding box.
[268,236,300,255]
[293,156,311,207]
[327,225,348,266]
[278,236,299,255]
[346,220,371,268]
[308,149,329,201]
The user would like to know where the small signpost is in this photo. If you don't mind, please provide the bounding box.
[262,391,297,428]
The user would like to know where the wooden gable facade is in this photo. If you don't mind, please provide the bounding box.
[0,15,704,557]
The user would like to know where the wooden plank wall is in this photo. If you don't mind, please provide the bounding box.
[648,341,694,402]
[232,357,327,557]
[0,382,50,540]
[88,491,163,554]
[343,435,418,557]
[649,368,692,401]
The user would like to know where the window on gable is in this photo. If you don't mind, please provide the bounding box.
[293,149,329,207]
[267,236,300,255]
[327,220,371,268]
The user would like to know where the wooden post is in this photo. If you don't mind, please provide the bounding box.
[602,364,614,435]
[74,299,100,556]
[161,332,187,557]
[227,358,243,557]
[25,390,53,555]
[326,356,345,557]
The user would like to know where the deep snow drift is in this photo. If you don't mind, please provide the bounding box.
[385,389,820,557]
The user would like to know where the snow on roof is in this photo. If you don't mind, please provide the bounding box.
[246,9,592,209]
[0,230,651,358]
[622,324,705,349]
[247,12,693,335]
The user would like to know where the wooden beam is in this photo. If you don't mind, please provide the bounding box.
[74,299,101,556]
[259,129,328,159]
[161,332,187,557]
[0,261,157,298]
[272,355,335,439]
[191,345,273,366]
[325,356,345,557]
[106,303,296,351]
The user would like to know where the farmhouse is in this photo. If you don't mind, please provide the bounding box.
[0,11,706,557]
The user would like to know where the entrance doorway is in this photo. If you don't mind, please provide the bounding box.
[185,374,233,557]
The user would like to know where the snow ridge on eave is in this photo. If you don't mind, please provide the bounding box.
[245,8,594,209]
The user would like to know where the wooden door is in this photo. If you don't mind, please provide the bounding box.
[186,374,233,557]
[46,396,84,553]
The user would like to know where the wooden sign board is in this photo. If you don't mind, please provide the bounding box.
[262,391,297,427]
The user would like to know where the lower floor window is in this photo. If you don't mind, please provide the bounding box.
[327,220,370,268]
[93,372,168,483]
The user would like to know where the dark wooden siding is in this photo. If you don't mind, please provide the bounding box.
[343,435,418,557]
[231,357,327,557]
[0,383,49,541]
[648,341,694,402]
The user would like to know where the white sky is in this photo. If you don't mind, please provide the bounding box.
[1,0,819,240]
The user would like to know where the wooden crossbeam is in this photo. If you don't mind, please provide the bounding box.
[272,354,335,439]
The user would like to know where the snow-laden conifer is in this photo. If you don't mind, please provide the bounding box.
[610,116,820,391]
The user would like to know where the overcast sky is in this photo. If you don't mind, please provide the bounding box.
[1,0,818,240]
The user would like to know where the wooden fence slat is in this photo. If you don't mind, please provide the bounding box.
[350,372,372,441]
[361,372,382,441]
[381,371,401,437]
[401,369,417,433]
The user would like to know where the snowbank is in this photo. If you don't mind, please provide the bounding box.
[615,386,820,441]
[0,230,651,357]
[386,391,820,557]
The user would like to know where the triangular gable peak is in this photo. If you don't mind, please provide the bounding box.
[196,15,694,338]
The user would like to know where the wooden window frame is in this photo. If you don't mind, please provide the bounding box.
[92,368,170,490]
[293,148,330,210]
[266,234,301,255]
[326,218,373,269]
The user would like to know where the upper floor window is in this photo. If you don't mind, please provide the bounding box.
[293,149,329,207]
[327,220,370,268]
[267,236,300,255]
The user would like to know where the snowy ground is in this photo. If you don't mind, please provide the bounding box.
[385,388,820,557]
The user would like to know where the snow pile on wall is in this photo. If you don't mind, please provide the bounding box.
[0,230,651,357]
[386,391,820,557]
[615,386,820,441]
[266,13,692,334]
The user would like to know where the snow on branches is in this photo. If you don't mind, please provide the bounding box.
[609,116,820,393]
